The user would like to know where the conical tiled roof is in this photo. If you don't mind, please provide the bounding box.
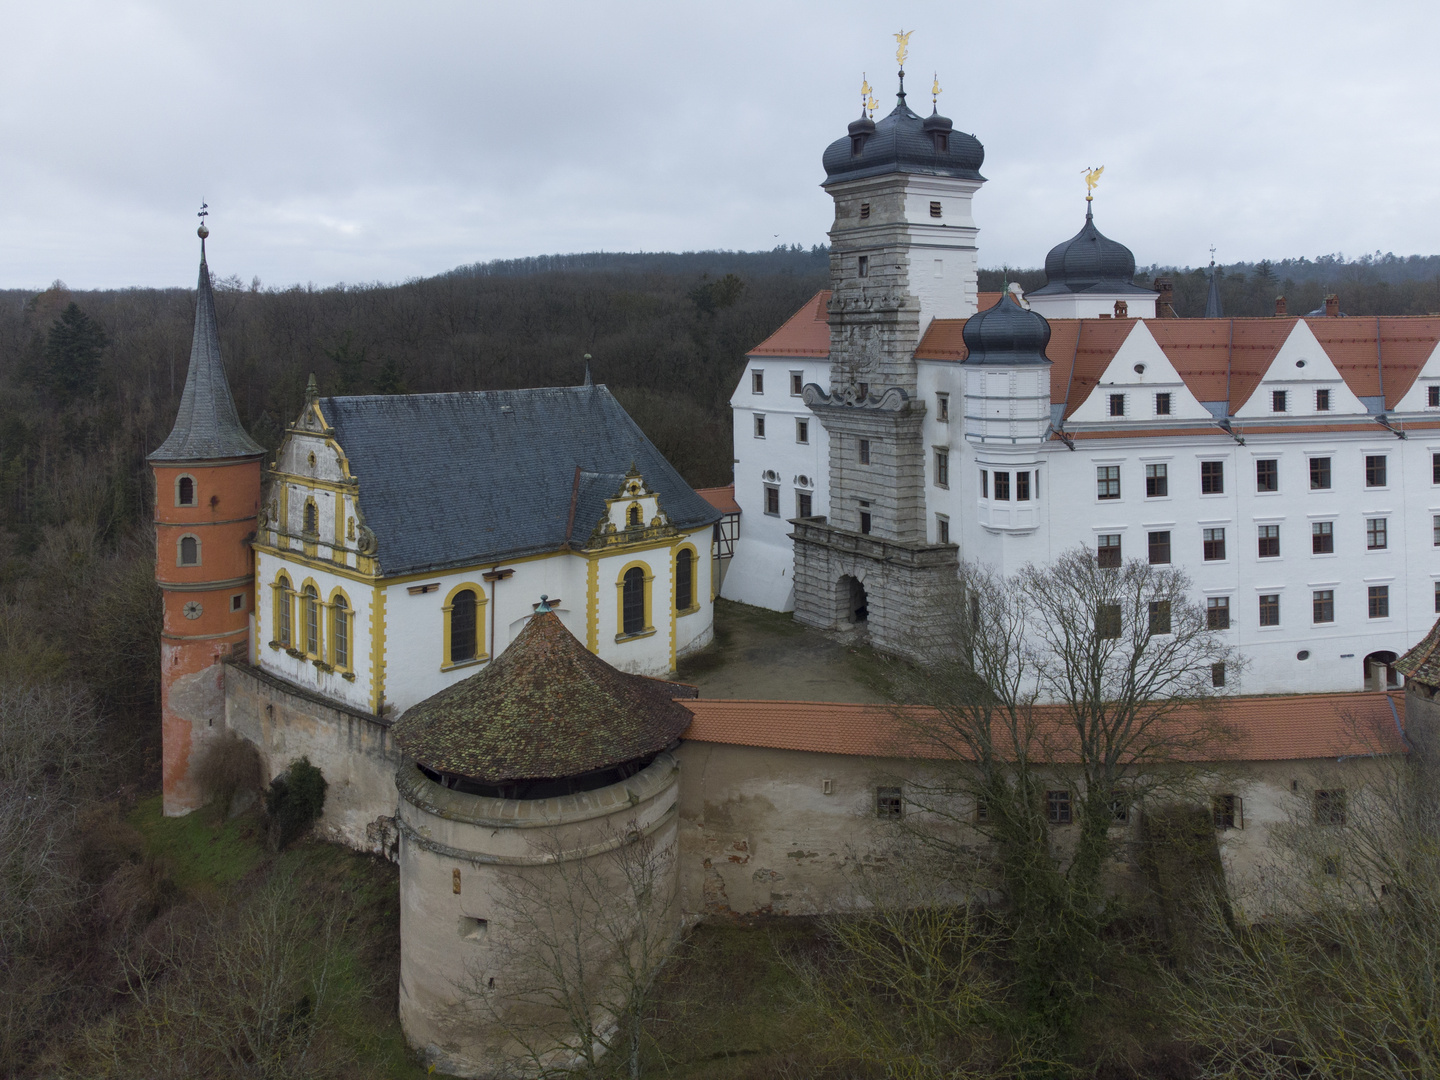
[1397,616,1440,688]
[150,237,264,462]
[393,608,694,783]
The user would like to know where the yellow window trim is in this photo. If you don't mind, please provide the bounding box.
[299,577,324,660]
[327,585,354,674]
[441,582,489,669]
[271,573,294,649]
[673,542,701,617]
[614,560,655,641]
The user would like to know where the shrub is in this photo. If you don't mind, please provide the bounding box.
[195,731,263,816]
[265,757,327,850]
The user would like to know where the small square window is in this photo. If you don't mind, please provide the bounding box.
[1259,593,1280,627]
[1368,585,1389,619]
[1211,662,1226,687]
[753,414,766,438]
[1316,388,1331,411]
[1096,465,1120,500]
[1366,518,1387,550]
[1201,460,1224,494]
[790,371,803,396]
[231,593,245,612]
[859,202,871,219]
[795,418,808,444]
[1145,463,1168,498]
[751,370,764,394]
[1212,794,1241,830]
[994,471,1011,501]
[1046,790,1072,825]
[929,200,942,218]
[1109,394,1126,417]
[763,485,779,516]
[1313,589,1334,624]
[1110,798,1130,823]
[936,392,949,421]
[876,786,903,819]
[937,515,950,545]
[979,469,988,498]
[1097,534,1122,568]
[858,255,869,278]
[934,449,950,488]
[1312,520,1334,554]
[1148,530,1171,565]
[1255,459,1278,492]
[1430,385,1440,408]
[1365,455,1387,487]
[1203,527,1226,561]
[975,795,989,823]
[1148,600,1172,636]
[1257,524,1280,558]
[796,491,812,518]
[1207,596,1230,630]
[1154,392,1171,416]
[1272,389,1287,413]
[859,439,871,465]
[1313,789,1347,826]
[1096,603,1122,639]
[1310,457,1331,489]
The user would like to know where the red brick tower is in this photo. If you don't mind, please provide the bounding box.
[149,222,264,815]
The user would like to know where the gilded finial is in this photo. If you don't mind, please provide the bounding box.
[931,73,941,109]
[1082,165,1105,201]
[866,94,878,118]
[894,28,912,69]
[196,200,209,242]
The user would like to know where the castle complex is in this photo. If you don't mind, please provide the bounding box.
[150,58,1438,1079]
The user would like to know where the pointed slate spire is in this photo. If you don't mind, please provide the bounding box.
[149,226,264,462]
[1204,259,1224,319]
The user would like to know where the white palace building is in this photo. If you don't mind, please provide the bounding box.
[723,71,1440,697]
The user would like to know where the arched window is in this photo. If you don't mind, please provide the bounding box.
[304,585,320,655]
[628,503,642,529]
[303,500,318,535]
[332,595,349,669]
[176,475,196,506]
[276,575,292,646]
[451,589,477,663]
[178,535,199,566]
[675,549,693,612]
[622,568,646,635]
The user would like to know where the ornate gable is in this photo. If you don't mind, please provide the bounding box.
[585,465,678,549]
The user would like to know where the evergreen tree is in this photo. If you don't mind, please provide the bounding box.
[42,302,108,405]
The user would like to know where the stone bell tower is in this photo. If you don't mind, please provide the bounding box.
[149,220,265,815]
[791,62,986,653]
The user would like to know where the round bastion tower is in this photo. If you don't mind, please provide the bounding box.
[391,599,691,1077]
[149,224,265,816]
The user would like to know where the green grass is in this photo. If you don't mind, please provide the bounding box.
[127,793,266,894]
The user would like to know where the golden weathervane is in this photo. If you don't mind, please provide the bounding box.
[1082,165,1105,200]
[867,93,879,117]
[894,29,913,68]
[932,73,942,107]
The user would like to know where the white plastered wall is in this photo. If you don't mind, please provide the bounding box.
[1066,321,1213,425]
[1232,320,1369,419]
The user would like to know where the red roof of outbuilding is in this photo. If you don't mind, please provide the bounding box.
[695,485,740,514]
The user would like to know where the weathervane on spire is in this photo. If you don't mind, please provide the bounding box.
[196,200,210,241]
[1082,165,1104,201]
[1209,244,1217,266]
[932,73,942,109]
[867,93,878,118]
[860,73,871,114]
[894,29,912,69]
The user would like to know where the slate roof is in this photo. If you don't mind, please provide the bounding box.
[1397,617,1440,687]
[1028,203,1154,298]
[150,241,265,463]
[319,385,720,576]
[822,85,984,185]
[960,290,1052,366]
[393,609,696,782]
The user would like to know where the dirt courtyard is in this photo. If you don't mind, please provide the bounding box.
[676,599,888,703]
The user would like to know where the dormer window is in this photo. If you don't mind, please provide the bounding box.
[851,135,866,156]
[303,499,318,535]
[628,503,643,529]
[933,132,948,152]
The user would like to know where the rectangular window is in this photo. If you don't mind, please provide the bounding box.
[1310,456,1331,489]
[980,469,988,498]
[1203,527,1226,561]
[1431,385,1440,407]
[937,392,949,421]
[1367,518,1387,550]
[1313,589,1335,624]
[1259,593,1280,627]
[1257,524,1280,558]
[1312,520,1334,554]
[860,510,872,535]
[859,439,870,465]
[1148,600,1172,636]
[790,371,803,396]
[929,200,943,218]
[858,255,869,278]
[1211,662,1226,687]
[858,382,869,399]
[859,201,870,219]
[1366,455,1387,487]
[1146,463,1168,497]
[1097,534,1122,568]
[1155,392,1171,416]
[1316,388,1331,411]
[1213,794,1242,830]
[1369,585,1390,619]
[934,449,949,488]
[796,491,812,518]
[1096,603,1122,639]
[876,786,903,819]
[796,418,808,443]
[751,370,764,394]
[1434,453,1440,484]
[994,472,1011,500]
[1272,389,1288,413]
[1434,580,1440,614]
[1016,471,1031,501]
[1047,790,1073,825]
[753,414,766,438]
[1434,514,1440,546]
[230,593,244,612]
[1109,394,1126,417]
[1096,465,1120,500]
[974,795,988,823]
[1207,596,1230,630]
[937,515,950,544]
[1201,460,1225,494]
[764,485,779,516]
[1313,789,1347,826]
[1148,530,1171,565]
[1256,459,1278,492]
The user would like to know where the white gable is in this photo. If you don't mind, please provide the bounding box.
[1233,320,1367,419]
[1067,321,1212,424]
[1390,338,1440,414]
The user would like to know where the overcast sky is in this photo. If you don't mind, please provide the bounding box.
[1,0,1435,289]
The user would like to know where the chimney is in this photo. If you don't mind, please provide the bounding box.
[1153,277,1177,318]
[1114,299,1128,318]
[1274,295,1287,317]
[1325,293,1340,318]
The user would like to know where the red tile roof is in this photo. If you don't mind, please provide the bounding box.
[682,692,1407,764]
[695,485,739,514]
[748,290,831,357]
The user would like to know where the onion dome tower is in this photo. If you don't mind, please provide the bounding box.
[961,288,1053,444]
[1025,194,1158,319]
[392,600,691,1074]
[149,220,264,816]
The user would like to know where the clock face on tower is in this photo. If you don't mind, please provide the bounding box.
[183,600,203,621]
